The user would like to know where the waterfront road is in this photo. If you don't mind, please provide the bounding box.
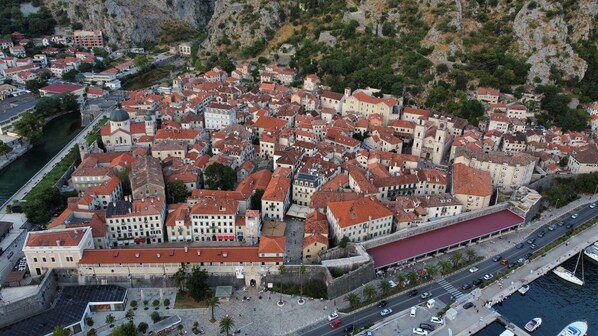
[0,112,108,213]
[300,201,598,336]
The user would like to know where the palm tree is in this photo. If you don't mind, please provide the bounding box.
[466,249,477,262]
[206,296,220,322]
[395,272,407,288]
[344,292,361,310]
[408,270,419,285]
[439,258,452,275]
[278,264,286,305]
[452,252,464,268]
[299,264,306,303]
[219,316,235,336]
[105,314,115,326]
[363,284,377,302]
[424,264,438,280]
[379,279,391,296]
[171,263,188,293]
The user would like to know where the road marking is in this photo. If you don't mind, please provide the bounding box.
[438,278,463,299]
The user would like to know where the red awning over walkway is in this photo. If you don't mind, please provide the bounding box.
[367,210,524,269]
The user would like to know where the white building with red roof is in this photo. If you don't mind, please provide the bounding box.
[476,87,500,104]
[342,89,399,124]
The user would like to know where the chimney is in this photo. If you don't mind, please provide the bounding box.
[197,250,201,256]
[135,253,140,258]
[184,244,188,253]
[156,253,161,258]
[222,252,228,257]
[56,240,61,246]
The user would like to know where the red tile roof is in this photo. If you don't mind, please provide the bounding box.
[258,235,286,254]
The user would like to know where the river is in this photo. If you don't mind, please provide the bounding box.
[0,112,82,205]
[477,253,597,335]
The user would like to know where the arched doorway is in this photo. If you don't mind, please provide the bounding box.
[250,279,256,287]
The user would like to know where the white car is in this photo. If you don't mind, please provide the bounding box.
[571,213,579,219]
[327,312,339,321]
[483,273,494,281]
[380,308,393,316]
[412,327,429,335]
[590,203,596,209]
[388,280,398,288]
[430,316,444,325]
[469,267,479,273]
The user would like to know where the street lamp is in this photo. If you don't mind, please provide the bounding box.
[555,198,560,210]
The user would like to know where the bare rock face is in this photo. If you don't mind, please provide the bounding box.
[513,0,598,85]
[45,0,215,46]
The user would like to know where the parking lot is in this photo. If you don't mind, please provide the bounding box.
[365,298,447,336]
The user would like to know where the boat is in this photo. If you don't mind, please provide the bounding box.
[525,317,542,332]
[518,285,530,295]
[553,251,584,286]
[556,321,588,336]
[584,242,598,263]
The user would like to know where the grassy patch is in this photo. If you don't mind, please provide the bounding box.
[24,145,80,202]
[123,65,176,90]
[174,292,209,309]
[85,117,108,145]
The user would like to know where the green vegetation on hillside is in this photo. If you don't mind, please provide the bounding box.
[0,1,56,36]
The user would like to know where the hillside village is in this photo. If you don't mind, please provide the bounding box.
[2,26,598,335]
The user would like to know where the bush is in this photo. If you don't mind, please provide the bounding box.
[130,300,138,308]
[143,300,148,306]
[152,299,159,307]
[270,280,328,299]
[150,311,161,323]
[85,317,94,326]
[163,298,170,306]
[137,322,149,334]
[87,328,96,336]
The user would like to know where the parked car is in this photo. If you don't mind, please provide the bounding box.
[508,262,517,268]
[557,221,565,227]
[548,224,556,231]
[571,213,579,219]
[530,244,537,250]
[469,266,479,273]
[327,312,339,321]
[492,255,502,262]
[473,278,484,286]
[500,258,509,265]
[377,300,387,308]
[380,308,393,316]
[344,324,354,333]
[420,292,431,300]
[430,316,444,325]
[410,306,417,318]
[517,257,525,264]
[524,252,533,259]
[483,273,494,281]
[419,323,435,332]
[364,330,373,336]
[516,243,524,249]
[527,238,536,244]
[590,203,596,209]
[537,230,546,238]
[566,223,574,229]
[388,280,398,288]
[463,302,474,309]
[408,289,419,297]
[462,283,472,290]
[412,327,428,335]
[329,320,341,329]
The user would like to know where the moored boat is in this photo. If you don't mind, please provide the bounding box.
[556,321,588,336]
[524,317,542,332]
[518,285,530,295]
[584,242,598,263]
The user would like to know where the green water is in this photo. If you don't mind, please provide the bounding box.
[0,112,83,205]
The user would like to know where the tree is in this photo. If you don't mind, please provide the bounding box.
[424,264,438,280]
[78,62,93,73]
[344,292,361,310]
[172,263,188,293]
[167,180,189,203]
[204,162,236,190]
[206,296,220,322]
[186,267,210,302]
[0,141,12,158]
[466,249,477,262]
[382,21,396,37]
[13,112,43,142]
[458,100,485,126]
[62,69,79,82]
[363,284,377,302]
[23,198,51,225]
[117,168,132,195]
[105,313,115,325]
[134,55,150,69]
[395,273,406,288]
[408,270,419,285]
[338,236,350,248]
[250,189,264,211]
[125,308,135,322]
[439,258,453,274]
[25,78,47,93]
[52,326,71,336]
[379,279,391,296]
[130,300,138,309]
[110,322,137,336]
[219,316,235,336]
[150,311,161,323]
[299,263,306,303]
[137,322,149,334]
[278,264,286,305]
[451,252,464,268]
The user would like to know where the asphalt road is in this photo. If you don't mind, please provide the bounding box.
[300,203,598,336]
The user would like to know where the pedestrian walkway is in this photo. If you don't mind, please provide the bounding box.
[438,278,462,300]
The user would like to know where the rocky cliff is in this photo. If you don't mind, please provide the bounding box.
[44,0,215,46]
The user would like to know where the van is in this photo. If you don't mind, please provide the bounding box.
[410,306,417,318]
